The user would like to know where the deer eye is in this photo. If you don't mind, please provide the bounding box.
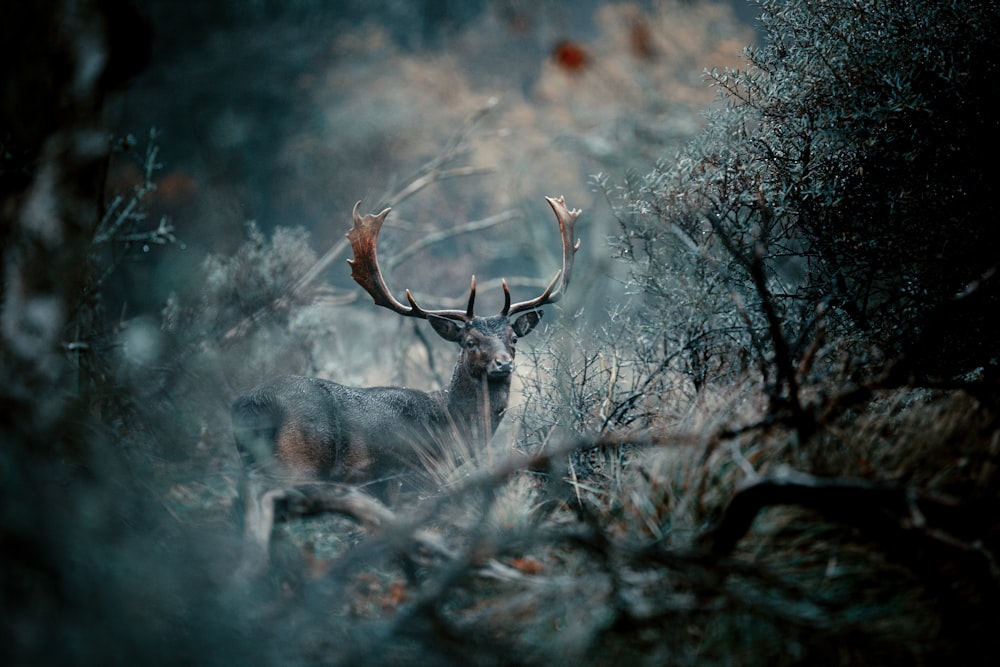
[464,337,479,350]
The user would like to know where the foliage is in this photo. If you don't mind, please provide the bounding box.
[174,222,318,338]
[619,0,1000,387]
[70,131,178,415]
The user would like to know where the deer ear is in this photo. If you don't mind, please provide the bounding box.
[512,310,543,337]
[427,315,465,342]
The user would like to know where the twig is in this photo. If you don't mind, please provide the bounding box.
[385,209,521,272]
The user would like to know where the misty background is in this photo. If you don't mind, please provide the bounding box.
[101,0,756,323]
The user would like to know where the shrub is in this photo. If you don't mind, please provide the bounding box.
[619,0,1000,387]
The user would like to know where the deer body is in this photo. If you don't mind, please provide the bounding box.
[232,312,540,483]
[233,375,447,482]
[232,196,580,490]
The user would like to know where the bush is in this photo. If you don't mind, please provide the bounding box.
[619,0,1000,386]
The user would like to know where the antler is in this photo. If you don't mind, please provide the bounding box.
[348,196,581,322]
[503,195,583,316]
[347,201,474,322]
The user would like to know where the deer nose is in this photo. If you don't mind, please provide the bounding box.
[489,354,514,377]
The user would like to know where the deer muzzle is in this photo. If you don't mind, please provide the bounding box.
[488,353,514,378]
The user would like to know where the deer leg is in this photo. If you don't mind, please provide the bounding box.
[236,471,289,578]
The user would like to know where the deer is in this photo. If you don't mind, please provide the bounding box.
[231,196,582,500]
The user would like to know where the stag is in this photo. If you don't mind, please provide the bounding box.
[231,196,581,494]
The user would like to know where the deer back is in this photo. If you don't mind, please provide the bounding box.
[232,375,448,483]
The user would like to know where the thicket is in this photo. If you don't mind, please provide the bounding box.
[619,0,999,392]
[3,1,999,666]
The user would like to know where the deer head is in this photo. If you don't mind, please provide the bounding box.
[347,195,581,366]
[346,196,581,435]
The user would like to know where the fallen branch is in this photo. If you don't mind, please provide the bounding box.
[237,476,532,583]
[697,467,1000,585]
[239,478,438,569]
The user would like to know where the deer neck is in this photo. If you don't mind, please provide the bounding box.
[444,363,511,439]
